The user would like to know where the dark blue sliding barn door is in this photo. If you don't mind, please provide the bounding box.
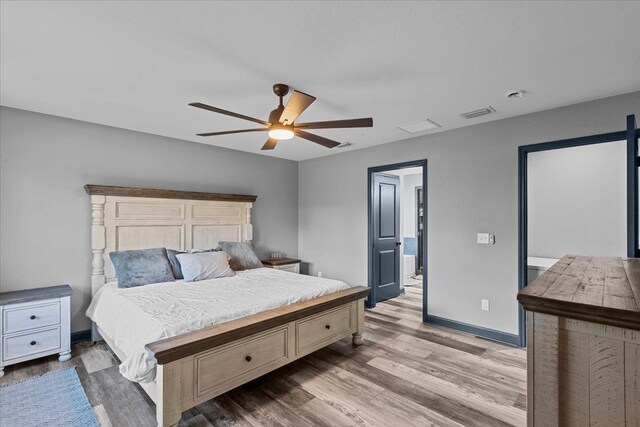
[627,114,639,257]
[372,173,401,303]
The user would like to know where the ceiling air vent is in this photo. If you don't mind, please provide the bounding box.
[459,106,495,120]
[397,119,441,134]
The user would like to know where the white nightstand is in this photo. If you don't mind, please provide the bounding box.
[262,258,301,274]
[0,285,72,377]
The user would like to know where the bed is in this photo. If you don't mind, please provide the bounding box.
[84,185,368,427]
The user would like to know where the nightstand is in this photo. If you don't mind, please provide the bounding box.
[262,258,301,274]
[0,284,73,377]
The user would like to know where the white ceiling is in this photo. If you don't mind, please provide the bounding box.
[2,1,639,161]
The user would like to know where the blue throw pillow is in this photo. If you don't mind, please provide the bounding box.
[109,248,175,288]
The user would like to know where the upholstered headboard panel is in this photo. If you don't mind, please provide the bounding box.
[86,185,255,296]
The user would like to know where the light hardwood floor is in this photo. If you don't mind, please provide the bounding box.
[0,285,526,426]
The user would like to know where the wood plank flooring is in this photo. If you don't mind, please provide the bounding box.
[0,285,526,426]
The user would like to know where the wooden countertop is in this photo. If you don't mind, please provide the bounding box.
[517,255,640,330]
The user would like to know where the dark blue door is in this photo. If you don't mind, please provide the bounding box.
[372,173,401,303]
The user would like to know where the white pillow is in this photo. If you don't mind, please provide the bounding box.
[176,251,235,282]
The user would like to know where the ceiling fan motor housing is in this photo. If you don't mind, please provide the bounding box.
[272,83,290,98]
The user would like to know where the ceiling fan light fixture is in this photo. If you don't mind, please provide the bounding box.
[268,125,294,140]
[189,83,372,150]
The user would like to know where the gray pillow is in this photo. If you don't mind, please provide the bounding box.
[166,249,186,279]
[176,252,235,281]
[167,248,219,279]
[109,248,175,288]
[217,241,263,271]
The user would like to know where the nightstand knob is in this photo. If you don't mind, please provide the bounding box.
[30,341,36,346]
[325,324,331,330]
[245,356,252,362]
[30,315,36,320]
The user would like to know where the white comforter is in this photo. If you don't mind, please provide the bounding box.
[86,268,350,383]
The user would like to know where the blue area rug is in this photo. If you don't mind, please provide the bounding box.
[0,367,99,427]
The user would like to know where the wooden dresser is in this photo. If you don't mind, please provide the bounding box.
[0,285,73,377]
[517,255,639,426]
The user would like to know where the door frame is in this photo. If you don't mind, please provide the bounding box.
[416,186,424,275]
[367,159,428,312]
[517,114,639,347]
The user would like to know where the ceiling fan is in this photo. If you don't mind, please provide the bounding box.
[189,83,373,150]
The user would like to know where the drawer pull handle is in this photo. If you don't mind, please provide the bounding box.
[245,356,252,362]
[30,315,36,320]
[30,341,37,346]
[325,325,331,330]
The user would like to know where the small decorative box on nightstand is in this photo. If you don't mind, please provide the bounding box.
[262,258,301,274]
[0,284,72,377]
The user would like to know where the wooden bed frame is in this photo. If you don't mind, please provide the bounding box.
[85,185,368,427]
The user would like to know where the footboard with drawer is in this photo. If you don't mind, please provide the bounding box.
[145,286,368,427]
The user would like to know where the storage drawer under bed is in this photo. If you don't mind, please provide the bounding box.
[194,326,290,399]
[295,304,353,354]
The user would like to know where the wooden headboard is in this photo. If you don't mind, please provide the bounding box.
[85,185,256,297]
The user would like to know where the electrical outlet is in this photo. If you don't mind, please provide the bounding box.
[481,299,490,311]
[477,233,495,245]
[477,233,490,244]
[317,271,322,278]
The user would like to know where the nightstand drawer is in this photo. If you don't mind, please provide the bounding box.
[3,301,60,334]
[3,326,61,361]
[276,264,300,274]
[261,259,301,274]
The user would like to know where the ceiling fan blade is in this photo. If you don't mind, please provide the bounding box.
[189,102,269,126]
[279,90,316,125]
[295,130,340,149]
[294,117,373,130]
[261,138,279,150]
[196,128,267,137]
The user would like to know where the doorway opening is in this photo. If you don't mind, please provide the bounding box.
[518,114,639,346]
[367,160,427,316]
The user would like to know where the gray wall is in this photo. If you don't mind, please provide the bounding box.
[528,141,627,259]
[0,107,299,332]
[299,91,639,335]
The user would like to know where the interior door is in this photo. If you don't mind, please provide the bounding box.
[372,173,401,303]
